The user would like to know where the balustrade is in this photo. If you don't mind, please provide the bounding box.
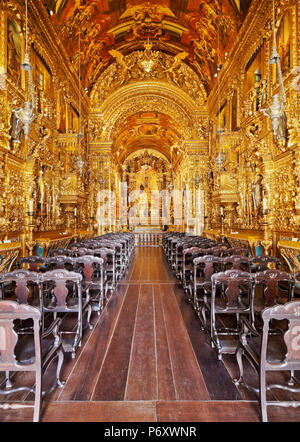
[134,232,162,247]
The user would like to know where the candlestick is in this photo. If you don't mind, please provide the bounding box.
[29,199,34,212]
[263,197,267,213]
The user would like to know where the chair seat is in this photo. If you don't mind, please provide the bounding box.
[43,298,80,310]
[14,334,56,365]
[214,298,249,312]
[246,334,287,365]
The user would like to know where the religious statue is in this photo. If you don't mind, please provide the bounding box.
[260,94,287,143]
[10,106,23,143]
[252,174,263,214]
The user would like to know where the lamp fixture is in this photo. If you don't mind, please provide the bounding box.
[214,44,226,172]
[260,0,287,143]
[11,0,36,141]
[75,31,84,176]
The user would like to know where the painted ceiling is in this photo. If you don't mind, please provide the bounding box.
[43,0,252,94]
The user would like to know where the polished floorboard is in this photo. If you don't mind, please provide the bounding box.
[1,247,300,422]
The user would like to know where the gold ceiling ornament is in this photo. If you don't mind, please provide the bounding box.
[138,39,159,73]
[123,2,171,40]
[90,50,206,108]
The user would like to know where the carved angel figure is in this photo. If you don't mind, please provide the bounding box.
[261,94,287,142]
[164,51,188,74]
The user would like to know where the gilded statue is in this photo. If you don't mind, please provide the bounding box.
[261,94,287,143]
[252,174,263,214]
[10,105,23,143]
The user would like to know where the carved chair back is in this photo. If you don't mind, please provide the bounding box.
[193,255,223,283]
[49,248,73,257]
[0,300,42,421]
[224,247,249,257]
[251,256,281,272]
[40,269,82,309]
[253,269,295,308]
[223,255,251,272]
[211,269,253,309]
[74,256,104,283]
[17,256,46,272]
[259,300,300,421]
[45,256,76,273]
[0,269,40,304]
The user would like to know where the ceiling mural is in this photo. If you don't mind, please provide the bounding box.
[111,111,183,163]
[44,0,252,93]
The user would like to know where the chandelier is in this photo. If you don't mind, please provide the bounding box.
[75,31,84,176]
[260,0,287,142]
[213,27,226,172]
[11,0,36,141]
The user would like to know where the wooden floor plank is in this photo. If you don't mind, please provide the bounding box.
[125,284,157,401]
[160,284,210,401]
[153,284,176,401]
[42,401,157,422]
[156,400,260,422]
[91,284,140,401]
[172,283,242,401]
[58,284,129,401]
[156,400,300,422]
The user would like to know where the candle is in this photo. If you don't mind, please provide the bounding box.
[74,207,77,216]
[29,199,34,212]
[263,198,267,212]
[220,206,224,216]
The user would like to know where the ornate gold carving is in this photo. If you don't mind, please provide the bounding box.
[91,50,206,108]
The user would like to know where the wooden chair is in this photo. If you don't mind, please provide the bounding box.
[92,248,116,295]
[45,255,76,271]
[17,256,47,272]
[210,270,253,360]
[182,247,207,299]
[74,256,105,315]
[48,248,74,257]
[222,255,251,272]
[0,269,40,308]
[39,269,85,358]
[250,269,295,330]
[250,256,281,272]
[192,255,223,326]
[0,300,64,422]
[235,300,300,422]
[223,247,250,257]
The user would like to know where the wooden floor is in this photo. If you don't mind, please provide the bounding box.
[1,247,300,422]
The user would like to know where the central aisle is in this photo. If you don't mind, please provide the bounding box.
[58,247,210,403]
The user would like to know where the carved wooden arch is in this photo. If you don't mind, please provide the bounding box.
[95,82,198,144]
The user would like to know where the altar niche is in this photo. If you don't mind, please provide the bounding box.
[96,184,205,232]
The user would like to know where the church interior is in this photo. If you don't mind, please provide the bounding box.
[0,0,300,423]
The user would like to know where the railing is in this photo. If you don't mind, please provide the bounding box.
[0,242,22,273]
[134,233,163,247]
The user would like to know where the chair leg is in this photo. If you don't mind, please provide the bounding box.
[260,368,268,422]
[56,347,65,388]
[87,304,93,330]
[34,370,42,422]
[4,371,12,389]
[234,347,245,385]
[288,370,295,386]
